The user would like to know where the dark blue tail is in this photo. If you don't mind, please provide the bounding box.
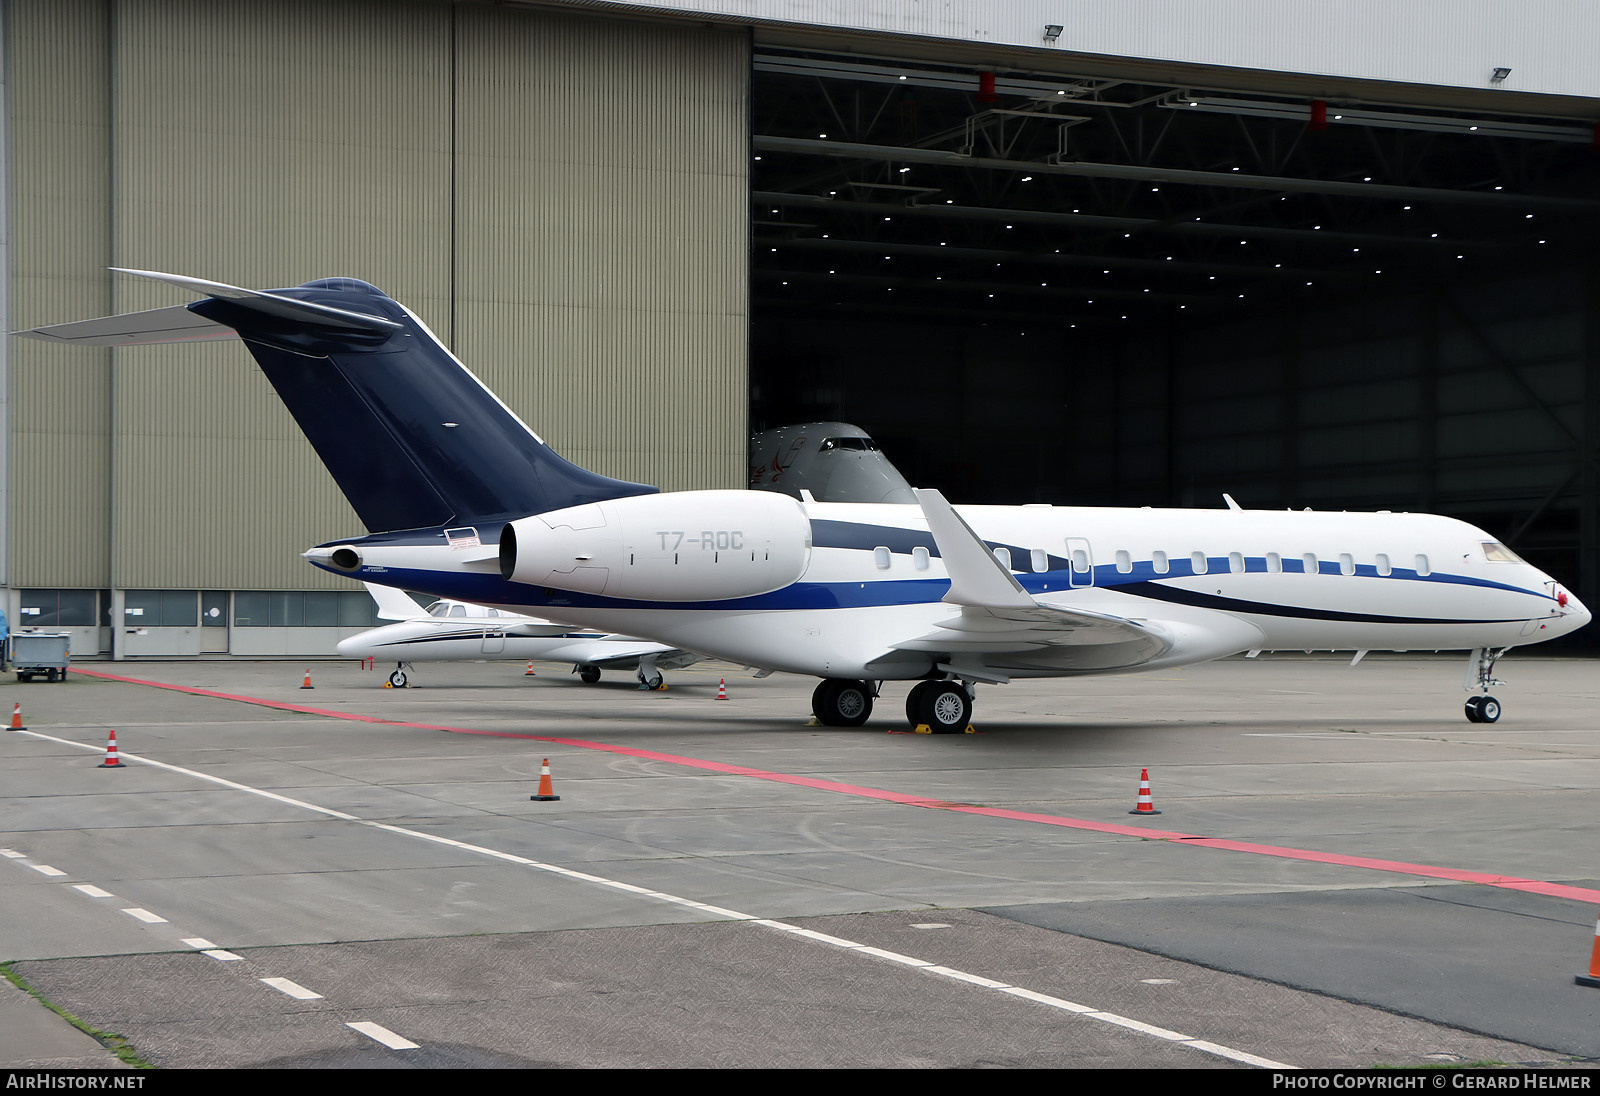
[188,277,656,532]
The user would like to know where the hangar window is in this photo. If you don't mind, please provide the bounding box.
[1265,553,1283,573]
[1030,548,1049,573]
[124,590,198,628]
[1482,542,1523,563]
[1115,550,1132,573]
[1415,554,1432,577]
[874,546,892,570]
[992,547,1012,570]
[1152,551,1169,574]
[1228,552,1245,574]
[1303,553,1319,575]
[1190,552,1208,575]
[912,546,930,570]
[1376,554,1392,576]
[1339,553,1356,576]
[234,590,379,627]
[18,589,102,627]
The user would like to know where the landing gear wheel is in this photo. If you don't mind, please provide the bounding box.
[908,681,971,733]
[812,678,873,727]
[388,669,408,688]
[1470,695,1501,723]
[638,671,664,690]
[577,665,601,684]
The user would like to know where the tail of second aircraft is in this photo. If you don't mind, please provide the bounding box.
[18,270,657,532]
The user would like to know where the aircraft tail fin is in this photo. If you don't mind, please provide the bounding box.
[17,270,658,532]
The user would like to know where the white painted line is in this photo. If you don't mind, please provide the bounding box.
[121,907,168,923]
[202,950,243,962]
[260,977,323,1001]
[1,849,25,858]
[181,938,217,949]
[73,884,114,898]
[18,726,1296,1070]
[347,1021,420,1050]
[29,863,67,877]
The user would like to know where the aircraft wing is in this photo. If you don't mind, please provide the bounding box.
[890,490,1170,669]
[545,639,703,671]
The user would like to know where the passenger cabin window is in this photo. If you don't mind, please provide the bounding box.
[1482,542,1523,563]
[873,546,891,570]
[1339,553,1355,576]
[993,547,1012,570]
[1228,552,1244,574]
[428,603,450,618]
[1152,551,1169,574]
[1302,553,1319,575]
[1415,554,1431,576]
[1190,551,1208,575]
[912,546,930,571]
[1265,552,1282,573]
[448,605,467,618]
[1115,550,1132,573]
[1375,553,1392,576]
[1030,548,1049,573]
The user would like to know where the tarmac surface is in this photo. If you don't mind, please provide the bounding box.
[1,653,1597,1069]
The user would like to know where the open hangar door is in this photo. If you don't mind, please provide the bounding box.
[748,49,1600,642]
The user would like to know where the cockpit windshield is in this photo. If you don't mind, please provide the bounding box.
[1481,542,1524,563]
[819,437,879,452]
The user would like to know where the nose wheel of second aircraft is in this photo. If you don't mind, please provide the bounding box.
[1464,695,1501,723]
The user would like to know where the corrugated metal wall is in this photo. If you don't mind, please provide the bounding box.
[5,0,749,592]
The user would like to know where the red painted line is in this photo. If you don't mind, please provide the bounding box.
[70,666,1600,905]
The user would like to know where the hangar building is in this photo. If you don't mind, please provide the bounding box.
[2,0,1597,657]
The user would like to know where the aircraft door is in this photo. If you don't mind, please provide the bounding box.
[1065,538,1094,587]
[482,627,506,655]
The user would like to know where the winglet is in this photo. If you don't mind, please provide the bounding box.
[363,582,428,621]
[913,488,1034,609]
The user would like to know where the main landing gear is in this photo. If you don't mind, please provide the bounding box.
[809,677,975,732]
[811,679,875,726]
[1463,646,1508,724]
[905,680,973,733]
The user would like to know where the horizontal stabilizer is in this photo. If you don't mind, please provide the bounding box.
[14,269,403,346]
[112,268,403,336]
[16,304,236,346]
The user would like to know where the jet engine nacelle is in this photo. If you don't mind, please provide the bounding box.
[499,490,812,602]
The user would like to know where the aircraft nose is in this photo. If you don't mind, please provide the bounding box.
[1564,591,1592,631]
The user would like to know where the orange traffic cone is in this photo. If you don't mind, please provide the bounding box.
[524,661,537,676]
[98,729,125,769]
[716,678,728,700]
[1578,911,1600,988]
[529,758,561,802]
[9,703,23,731]
[1129,768,1161,815]
[300,670,314,690]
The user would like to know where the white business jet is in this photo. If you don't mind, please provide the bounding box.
[339,583,696,689]
[19,271,1590,730]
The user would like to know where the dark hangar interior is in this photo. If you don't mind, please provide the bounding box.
[746,45,1600,632]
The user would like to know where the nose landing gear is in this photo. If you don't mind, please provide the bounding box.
[1462,647,1508,723]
